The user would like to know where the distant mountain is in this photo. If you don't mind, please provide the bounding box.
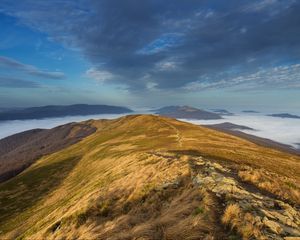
[0,107,23,113]
[154,106,222,120]
[267,113,300,119]
[242,110,260,113]
[0,104,133,121]
[205,122,255,131]
[211,109,234,116]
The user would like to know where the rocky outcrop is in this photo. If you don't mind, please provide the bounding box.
[189,156,300,239]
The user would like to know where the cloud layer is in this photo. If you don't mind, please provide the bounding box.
[0,56,65,80]
[0,76,41,88]
[180,113,300,148]
[1,0,300,91]
[0,112,299,149]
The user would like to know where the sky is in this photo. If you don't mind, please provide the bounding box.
[0,0,300,111]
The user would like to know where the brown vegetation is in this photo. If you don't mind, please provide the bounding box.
[238,167,300,205]
[0,122,96,182]
[222,204,262,239]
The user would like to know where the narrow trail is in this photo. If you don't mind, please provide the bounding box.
[162,120,182,148]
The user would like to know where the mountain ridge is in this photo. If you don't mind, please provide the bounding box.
[0,115,299,239]
[267,113,300,119]
[0,104,133,121]
[154,106,222,120]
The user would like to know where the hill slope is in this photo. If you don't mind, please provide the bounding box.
[0,115,299,239]
[0,122,96,182]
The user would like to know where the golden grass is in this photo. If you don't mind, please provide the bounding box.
[222,204,263,240]
[222,203,242,229]
[41,177,218,240]
[238,167,300,205]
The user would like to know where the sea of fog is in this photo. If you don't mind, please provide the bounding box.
[179,112,300,149]
[0,111,299,149]
[0,113,135,140]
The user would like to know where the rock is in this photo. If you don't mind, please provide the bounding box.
[192,157,205,167]
[286,218,298,229]
[263,200,275,208]
[282,225,300,236]
[261,209,276,220]
[189,155,300,239]
[161,180,180,189]
[220,177,236,185]
[268,211,299,229]
[263,217,283,234]
[211,162,228,172]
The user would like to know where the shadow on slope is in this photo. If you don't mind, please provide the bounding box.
[0,122,96,182]
[0,155,82,235]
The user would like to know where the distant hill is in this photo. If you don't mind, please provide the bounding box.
[211,109,234,116]
[205,122,255,131]
[267,113,300,119]
[0,115,299,239]
[242,110,260,113]
[0,107,22,113]
[154,106,222,120]
[0,104,133,121]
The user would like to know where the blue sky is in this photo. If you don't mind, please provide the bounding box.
[0,0,300,111]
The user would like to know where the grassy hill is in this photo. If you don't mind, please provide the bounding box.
[0,115,299,239]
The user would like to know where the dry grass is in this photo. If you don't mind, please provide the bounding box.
[0,115,299,239]
[43,178,218,240]
[222,204,263,240]
[222,203,242,229]
[238,167,300,205]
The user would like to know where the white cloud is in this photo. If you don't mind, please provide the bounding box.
[85,68,114,83]
[240,27,247,34]
[244,0,278,12]
[155,59,180,71]
[179,113,300,148]
[185,63,300,91]
[0,56,65,79]
[242,0,296,15]
[146,81,158,90]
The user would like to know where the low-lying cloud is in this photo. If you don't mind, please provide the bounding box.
[0,113,131,140]
[182,113,300,148]
[0,112,299,149]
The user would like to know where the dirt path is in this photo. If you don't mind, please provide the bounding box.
[161,120,182,148]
